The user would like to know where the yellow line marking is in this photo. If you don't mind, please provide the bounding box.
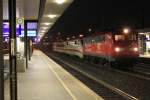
[41,54,77,100]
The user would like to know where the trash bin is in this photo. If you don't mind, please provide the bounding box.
[4,54,9,69]
[4,54,10,80]
[17,53,26,72]
[4,53,26,73]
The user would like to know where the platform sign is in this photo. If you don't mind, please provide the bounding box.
[3,22,22,37]
[16,17,24,25]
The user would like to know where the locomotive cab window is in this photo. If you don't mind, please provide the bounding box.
[114,34,137,41]
[115,35,125,41]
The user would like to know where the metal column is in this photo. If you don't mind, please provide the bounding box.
[29,38,31,61]
[24,21,28,68]
[0,0,4,100]
[29,38,32,61]
[9,0,17,100]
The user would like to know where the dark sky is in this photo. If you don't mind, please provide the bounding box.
[48,0,150,38]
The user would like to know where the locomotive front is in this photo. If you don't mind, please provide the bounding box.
[112,28,139,64]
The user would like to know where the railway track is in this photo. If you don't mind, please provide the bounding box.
[47,52,143,100]
[132,66,150,77]
[45,52,150,100]
[136,58,150,68]
[130,59,150,78]
[86,58,150,80]
[82,59,150,80]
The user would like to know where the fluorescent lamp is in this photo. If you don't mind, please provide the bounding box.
[48,14,57,18]
[40,30,46,33]
[55,0,66,4]
[42,23,51,26]
[41,27,49,30]
[139,33,144,34]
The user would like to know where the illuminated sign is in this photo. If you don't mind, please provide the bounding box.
[16,17,24,24]
[3,22,37,37]
[3,22,21,37]
[20,30,37,37]
[27,22,37,29]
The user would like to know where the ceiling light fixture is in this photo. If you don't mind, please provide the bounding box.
[48,14,57,18]
[40,30,46,33]
[55,0,66,4]
[42,23,52,26]
[39,32,44,34]
[41,27,49,30]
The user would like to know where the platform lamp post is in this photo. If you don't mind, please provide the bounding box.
[0,0,4,100]
[9,0,18,100]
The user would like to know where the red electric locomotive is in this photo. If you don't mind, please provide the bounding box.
[53,28,139,68]
[83,28,139,67]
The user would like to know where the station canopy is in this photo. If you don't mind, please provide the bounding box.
[3,0,73,40]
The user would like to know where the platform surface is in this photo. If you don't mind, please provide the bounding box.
[140,54,150,58]
[5,50,103,100]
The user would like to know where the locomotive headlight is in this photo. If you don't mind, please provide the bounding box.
[133,47,138,52]
[115,47,120,52]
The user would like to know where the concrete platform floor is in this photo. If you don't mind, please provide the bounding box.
[5,50,103,100]
[140,54,150,58]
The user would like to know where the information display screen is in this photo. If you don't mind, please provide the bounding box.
[20,30,37,37]
[3,22,21,37]
[3,22,37,37]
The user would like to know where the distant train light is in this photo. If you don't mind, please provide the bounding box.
[72,36,75,39]
[88,28,92,32]
[79,34,84,37]
[123,28,130,34]
[133,47,138,52]
[115,47,120,52]
[66,37,70,40]
[58,32,61,35]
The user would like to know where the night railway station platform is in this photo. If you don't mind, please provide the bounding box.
[1,0,150,100]
[4,50,103,100]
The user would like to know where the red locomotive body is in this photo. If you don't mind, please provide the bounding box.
[53,29,139,67]
[83,31,139,66]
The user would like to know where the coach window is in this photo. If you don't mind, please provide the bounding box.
[81,40,83,45]
[75,40,77,44]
